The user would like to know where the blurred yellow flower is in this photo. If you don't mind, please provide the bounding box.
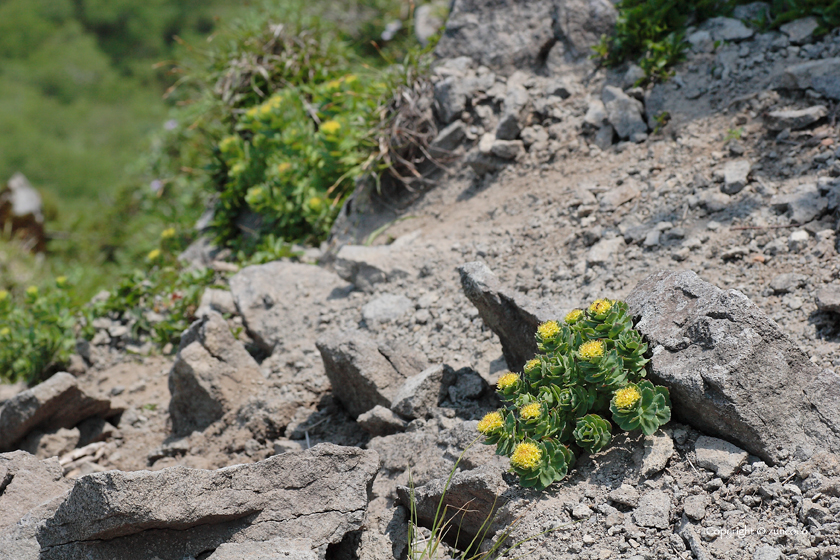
[308,197,323,211]
[579,339,605,360]
[565,309,583,324]
[345,74,357,83]
[320,120,341,135]
[520,402,542,420]
[147,249,161,261]
[589,298,612,315]
[56,276,68,288]
[218,135,238,153]
[26,286,38,297]
[160,228,176,240]
[0,289,8,302]
[0,327,9,337]
[277,162,292,174]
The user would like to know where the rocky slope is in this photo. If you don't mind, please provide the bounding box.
[2,1,840,559]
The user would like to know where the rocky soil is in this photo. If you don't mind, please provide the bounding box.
[3,1,840,559]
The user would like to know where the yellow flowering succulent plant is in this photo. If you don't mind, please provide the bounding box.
[479,298,671,490]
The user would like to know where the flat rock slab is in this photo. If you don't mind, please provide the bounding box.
[626,270,840,463]
[0,373,119,452]
[640,431,674,478]
[694,435,748,478]
[230,262,351,353]
[779,58,840,100]
[37,444,378,560]
[206,538,317,560]
[765,106,827,131]
[334,243,417,293]
[458,262,564,372]
[633,490,671,529]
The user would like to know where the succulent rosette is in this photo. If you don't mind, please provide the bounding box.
[476,296,671,490]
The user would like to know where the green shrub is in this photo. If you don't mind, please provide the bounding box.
[0,279,77,384]
[477,299,671,490]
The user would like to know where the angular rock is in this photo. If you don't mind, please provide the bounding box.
[0,451,74,559]
[490,139,525,159]
[361,294,413,324]
[0,373,118,452]
[352,498,408,560]
[435,0,615,74]
[447,367,488,403]
[608,483,640,507]
[458,262,563,372]
[699,189,730,213]
[520,125,549,147]
[196,288,237,318]
[683,494,710,521]
[586,237,625,266]
[815,286,840,313]
[769,273,808,294]
[770,183,828,224]
[357,405,408,437]
[602,86,647,140]
[316,330,409,417]
[466,149,507,176]
[230,261,350,353]
[722,159,751,195]
[633,490,671,529]
[584,99,608,128]
[434,76,469,123]
[169,311,265,435]
[695,435,748,478]
[430,120,468,155]
[778,58,840,100]
[391,365,448,420]
[594,124,615,149]
[206,538,317,560]
[780,16,819,45]
[37,444,378,560]
[765,106,827,131]
[0,173,46,252]
[789,230,810,252]
[640,430,674,478]
[600,183,640,210]
[495,87,529,140]
[626,270,840,463]
[753,545,783,560]
[396,466,510,546]
[701,17,754,42]
[333,241,417,293]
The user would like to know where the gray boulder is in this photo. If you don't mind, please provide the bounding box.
[357,405,408,437]
[780,16,820,45]
[778,58,840,100]
[458,262,564,372]
[816,286,840,313]
[435,0,615,74]
[391,364,449,420]
[316,330,416,417]
[626,270,840,463]
[229,261,350,353]
[169,311,265,435]
[495,87,529,140]
[396,466,510,547]
[769,273,808,294]
[362,294,414,324]
[722,159,751,195]
[770,183,828,224]
[700,17,754,42]
[0,451,74,559]
[37,444,378,560]
[602,86,647,140]
[0,372,119,452]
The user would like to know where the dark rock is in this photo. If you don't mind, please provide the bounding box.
[37,444,378,560]
[626,270,840,463]
[430,120,468,155]
[316,330,409,417]
[770,183,828,224]
[0,373,119,452]
[458,262,563,372]
[495,87,529,140]
[765,106,827,131]
[778,58,840,100]
[168,311,265,435]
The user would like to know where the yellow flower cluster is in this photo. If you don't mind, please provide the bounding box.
[320,120,341,135]
[477,411,504,434]
[160,227,176,240]
[218,135,238,153]
[26,286,38,298]
[277,162,292,174]
[579,339,605,360]
[537,320,560,339]
[56,276,68,288]
[520,402,542,420]
[565,309,583,324]
[0,327,9,337]
[497,372,520,391]
[613,386,641,409]
[0,289,9,302]
[510,442,542,470]
[589,298,612,315]
[524,358,541,374]
[147,249,161,261]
